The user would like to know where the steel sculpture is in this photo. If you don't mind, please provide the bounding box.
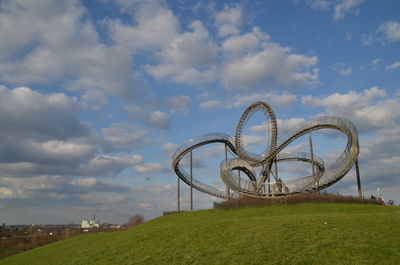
[172,101,360,201]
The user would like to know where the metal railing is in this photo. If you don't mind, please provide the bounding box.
[172,102,359,199]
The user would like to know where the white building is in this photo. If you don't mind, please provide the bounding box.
[81,220,99,228]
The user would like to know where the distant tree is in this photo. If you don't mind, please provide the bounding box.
[128,214,144,228]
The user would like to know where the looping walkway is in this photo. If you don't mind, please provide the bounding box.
[172,101,359,199]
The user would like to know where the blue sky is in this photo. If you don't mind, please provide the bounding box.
[1,0,400,224]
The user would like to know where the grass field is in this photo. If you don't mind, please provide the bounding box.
[1,203,399,265]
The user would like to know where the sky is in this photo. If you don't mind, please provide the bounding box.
[1,0,400,225]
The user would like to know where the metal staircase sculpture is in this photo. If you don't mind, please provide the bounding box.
[172,101,359,199]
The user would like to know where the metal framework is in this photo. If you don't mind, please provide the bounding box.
[172,101,360,201]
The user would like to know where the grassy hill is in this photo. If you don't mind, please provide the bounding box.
[1,203,399,265]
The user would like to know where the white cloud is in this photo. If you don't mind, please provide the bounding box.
[0,187,16,199]
[147,111,170,130]
[340,67,352,76]
[378,21,400,43]
[0,86,88,140]
[199,100,224,110]
[333,0,364,21]
[231,91,297,108]
[0,0,98,83]
[222,42,319,90]
[101,122,150,152]
[83,155,143,176]
[251,118,306,135]
[302,87,400,133]
[304,0,331,10]
[332,62,352,76]
[163,143,178,156]
[214,4,242,37]
[0,175,130,199]
[242,135,265,147]
[107,1,179,51]
[299,0,364,21]
[137,202,155,210]
[372,58,381,65]
[386,61,400,70]
[0,0,145,107]
[222,27,270,56]
[199,91,296,111]
[68,45,145,103]
[0,139,95,165]
[146,21,217,85]
[161,21,216,67]
[134,163,169,174]
[169,95,191,114]
[0,86,149,178]
[163,142,178,151]
[361,34,373,46]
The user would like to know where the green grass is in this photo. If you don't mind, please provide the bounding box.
[1,203,400,265]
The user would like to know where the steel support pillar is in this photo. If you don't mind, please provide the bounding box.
[225,144,230,200]
[238,170,241,198]
[309,132,316,185]
[355,159,362,198]
[190,150,193,211]
[177,176,180,212]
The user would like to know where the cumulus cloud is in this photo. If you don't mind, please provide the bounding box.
[214,4,242,37]
[0,175,130,199]
[222,27,270,56]
[304,0,331,10]
[0,86,89,141]
[0,139,95,165]
[82,155,143,176]
[199,100,224,110]
[169,95,191,114]
[377,21,400,43]
[107,1,179,51]
[222,41,319,90]
[200,91,296,111]
[333,0,364,21]
[231,91,297,108]
[0,0,145,107]
[372,58,381,65]
[146,21,217,84]
[100,122,150,152]
[134,163,169,174]
[0,154,143,178]
[361,33,373,46]
[302,87,400,133]
[385,61,400,70]
[0,86,146,179]
[299,0,364,21]
[163,142,178,156]
[147,111,170,130]
[251,118,306,136]
[137,202,155,210]
[332,63,352,76]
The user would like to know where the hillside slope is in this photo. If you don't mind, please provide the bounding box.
[1,203,399,265]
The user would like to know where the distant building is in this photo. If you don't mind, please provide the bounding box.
[81,220,99,229]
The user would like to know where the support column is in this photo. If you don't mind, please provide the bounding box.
[225,144,230,200]
[238,170,241,198]
[309,132,316,185]
[177,176,180,212]
[355,159,362,198]
[190,150,193,211]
